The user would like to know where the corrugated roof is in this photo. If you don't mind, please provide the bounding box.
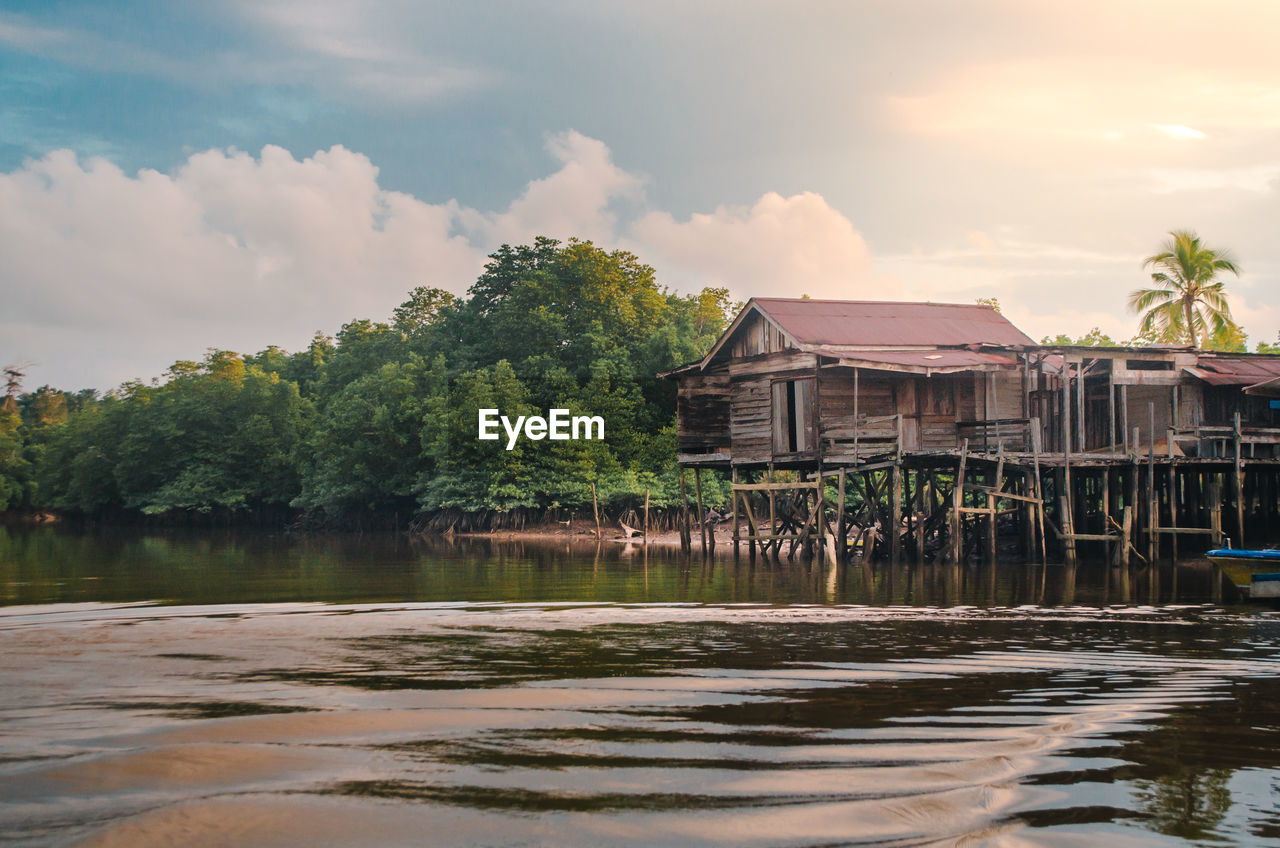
[1187,355,1280,386]
[1246,376,1280,398]
[754,298,1036,348]
[829,349,1019,375]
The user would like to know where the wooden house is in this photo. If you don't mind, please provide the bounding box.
[667,298,1036,469]
[665,297,1280,564]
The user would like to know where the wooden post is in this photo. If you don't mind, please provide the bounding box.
[904,466,916,563]
[837,468,847,563]
[1031,419,1047,564]
[1166,433,1178,563]
[816,473,827,562]
[694,467,707,556]
[644,487,650,545]
[989,446,1004,564]
[985,489,997,564]
[1021,470,1035,558]
[890,463,903,563]
[1108,370,1116,453]
[729,469,738,556]
[1208,474,1223,546]
[591,480,602,541]
[1148,405,1157,563]
[1076,359,1086,451]
[1234,411,1245,548]
[767,463,777,559]
[1119,505,1132,569]
[678,468,691,553]
[1120,384,1129,456]
[950,439,968,564]
[852,367,860,461]
[1062,362,1072,455]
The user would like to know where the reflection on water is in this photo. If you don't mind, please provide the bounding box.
[0,604,1278,846]
[0,525,1233,608]
[0,527,1278,846]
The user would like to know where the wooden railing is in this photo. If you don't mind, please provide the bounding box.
[1173,422,1280,459]
[956,418,1032,452]
[821,413,901,461]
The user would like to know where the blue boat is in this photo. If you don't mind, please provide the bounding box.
[1206,548,1280,598]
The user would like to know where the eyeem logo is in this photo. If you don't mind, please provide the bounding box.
[478,409,605,451]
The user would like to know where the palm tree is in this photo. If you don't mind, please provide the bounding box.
[1129,230,1239,348]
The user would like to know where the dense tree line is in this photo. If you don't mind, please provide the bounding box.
[0,239,734,524]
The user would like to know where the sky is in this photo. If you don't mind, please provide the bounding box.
[2,0,1279,391]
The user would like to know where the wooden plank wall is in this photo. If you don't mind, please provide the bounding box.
[731,377,772,462]
[728,312,793,358]
[1128,384,1174,445]
[676,371,731,453]
[730,351,819,463]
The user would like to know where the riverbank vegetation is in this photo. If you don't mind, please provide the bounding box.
[1,238,734,526]
[2,234,1275,529]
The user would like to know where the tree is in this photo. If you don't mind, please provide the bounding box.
[1129,230,1239,348]
[1040,327,1120,347]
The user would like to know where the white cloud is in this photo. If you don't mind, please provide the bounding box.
[0,145,484,389]
[459,131,645,248]
[1,132,891,390]
[628,191,893,301]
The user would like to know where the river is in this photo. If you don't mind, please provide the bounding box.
[1,526,1278,846]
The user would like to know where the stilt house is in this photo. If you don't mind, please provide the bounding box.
[664,298,1280,564]
[668,298,1037,468]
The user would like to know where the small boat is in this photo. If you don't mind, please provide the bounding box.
[1206,548,1280,598]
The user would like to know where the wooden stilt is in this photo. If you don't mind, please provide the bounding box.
[904,468,917,563]
[1119,505,1132,569]
[1167,430,1178,563]
[1233,412,1245,548]
[678,469,691,553]
[1147,405,1157,563]
[694,467,707,556]
[837,468,847,563]
[644,487,650,546]
[816,473,827,563]
[1031,420,1047,564]
[1208,474,1223,546]
[890,463,903,564]
[728,470,737,556]
[592,480,602,541]
[950,440,968,564]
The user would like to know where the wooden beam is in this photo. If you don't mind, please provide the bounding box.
[1234,411,1246,547]
[732,481,823,491]
[837,468,847,563]
[890,463,902,563]
[694,467,707,556]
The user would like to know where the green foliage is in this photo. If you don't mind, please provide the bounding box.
[1129,230,1239,348]
[15,239,735,521]
[1255,332,1280,355]
[0,404,25,510]
[1040,327,1121,347]
[976,297,1001,313]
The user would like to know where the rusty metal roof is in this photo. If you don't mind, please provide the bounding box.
[828,349,1019,375]
[754,298,1036,348]
[1187,355,1280,386]
[1246,376,1280,397]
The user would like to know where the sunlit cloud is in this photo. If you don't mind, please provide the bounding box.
[1152,124,1206,141]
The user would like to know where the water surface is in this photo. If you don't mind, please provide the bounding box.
[0,527,1277,846]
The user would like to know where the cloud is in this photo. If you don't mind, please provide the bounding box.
[629,191,892,301]
[0,7,493,108]
[1,132,890,390]
[460,131,646,247]
[0,145,484,389]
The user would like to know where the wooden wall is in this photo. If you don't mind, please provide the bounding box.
[676,370,730,454]
[727,311,793,358]
[729,351,817,464]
